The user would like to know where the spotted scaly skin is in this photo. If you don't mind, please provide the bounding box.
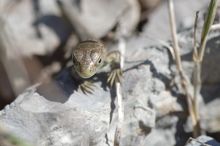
[72,40,122,94]
[72,40,105,78]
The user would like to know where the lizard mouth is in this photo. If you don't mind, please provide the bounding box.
[78,72,95,78]
[76,69,96,79]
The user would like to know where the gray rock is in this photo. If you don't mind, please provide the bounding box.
[142,0,208,46]
[1,19,220,146]
[4,0,68,56]
[58,0,140,39]
[200,99,220,133]
[1,1,220,145]
[1,85,110,146]
[185,135,220,146]
[0,34,177,145]
[178,29,220,133]
[117,0,140,36]
[3,0,140,56]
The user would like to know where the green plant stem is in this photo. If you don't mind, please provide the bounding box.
[199,0,218,61]
[192,0,218,137]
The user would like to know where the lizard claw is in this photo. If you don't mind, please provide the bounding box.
[78,81,96,94]
[107,68,123,87]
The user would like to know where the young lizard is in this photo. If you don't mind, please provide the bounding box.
[71,40,122,94]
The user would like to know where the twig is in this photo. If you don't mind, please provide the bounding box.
[117,38,125,124]
[114,38,125,146]
[167,0,199,137]
[167,0,182,72]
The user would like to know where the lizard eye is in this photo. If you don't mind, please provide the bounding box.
[98,59,102,64]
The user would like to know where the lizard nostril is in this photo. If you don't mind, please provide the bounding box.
[98,59,102,63]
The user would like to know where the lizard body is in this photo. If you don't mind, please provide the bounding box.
[71,40,122,93]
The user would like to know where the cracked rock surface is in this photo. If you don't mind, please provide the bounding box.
[1,26,220,146]
[0,35,173,146]
[2,26,220,145]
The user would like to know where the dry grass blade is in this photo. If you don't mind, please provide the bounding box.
[113,38,125,146]
[192,10,201,137]
[193,11,199,60]
[168,0,200,137]
[167,0,182,72]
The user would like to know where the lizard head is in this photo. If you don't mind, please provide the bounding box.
[72,40,105,78]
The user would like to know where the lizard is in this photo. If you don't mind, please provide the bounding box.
[71,40,122,94]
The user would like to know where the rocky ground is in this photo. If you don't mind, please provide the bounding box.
[0,0,220,146]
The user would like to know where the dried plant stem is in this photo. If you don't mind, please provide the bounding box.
[192,0,218,136]
[192,11,201,137]
[168,0,182,72]
[117,38,125,124]
[192,61,201,136]
[168,0,200,137]
[193,12,199,59]
[114,38,125,146]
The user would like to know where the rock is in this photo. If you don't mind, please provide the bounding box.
[200,99,220,133]
[185,135,220,146]
[179,29,220,133]
[138,0,161,11]
[0,34,176,145]
[143,126,177,146]
[1,85,110,146]
[2,17,220,146]
[141,0,208,46]
[4,0,71,56]
[58,0,140,39]
[3,0,140,56]
[1,1,220,145]
[117,0,141,36]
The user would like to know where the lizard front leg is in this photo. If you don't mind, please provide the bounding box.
[105,51,123,87]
